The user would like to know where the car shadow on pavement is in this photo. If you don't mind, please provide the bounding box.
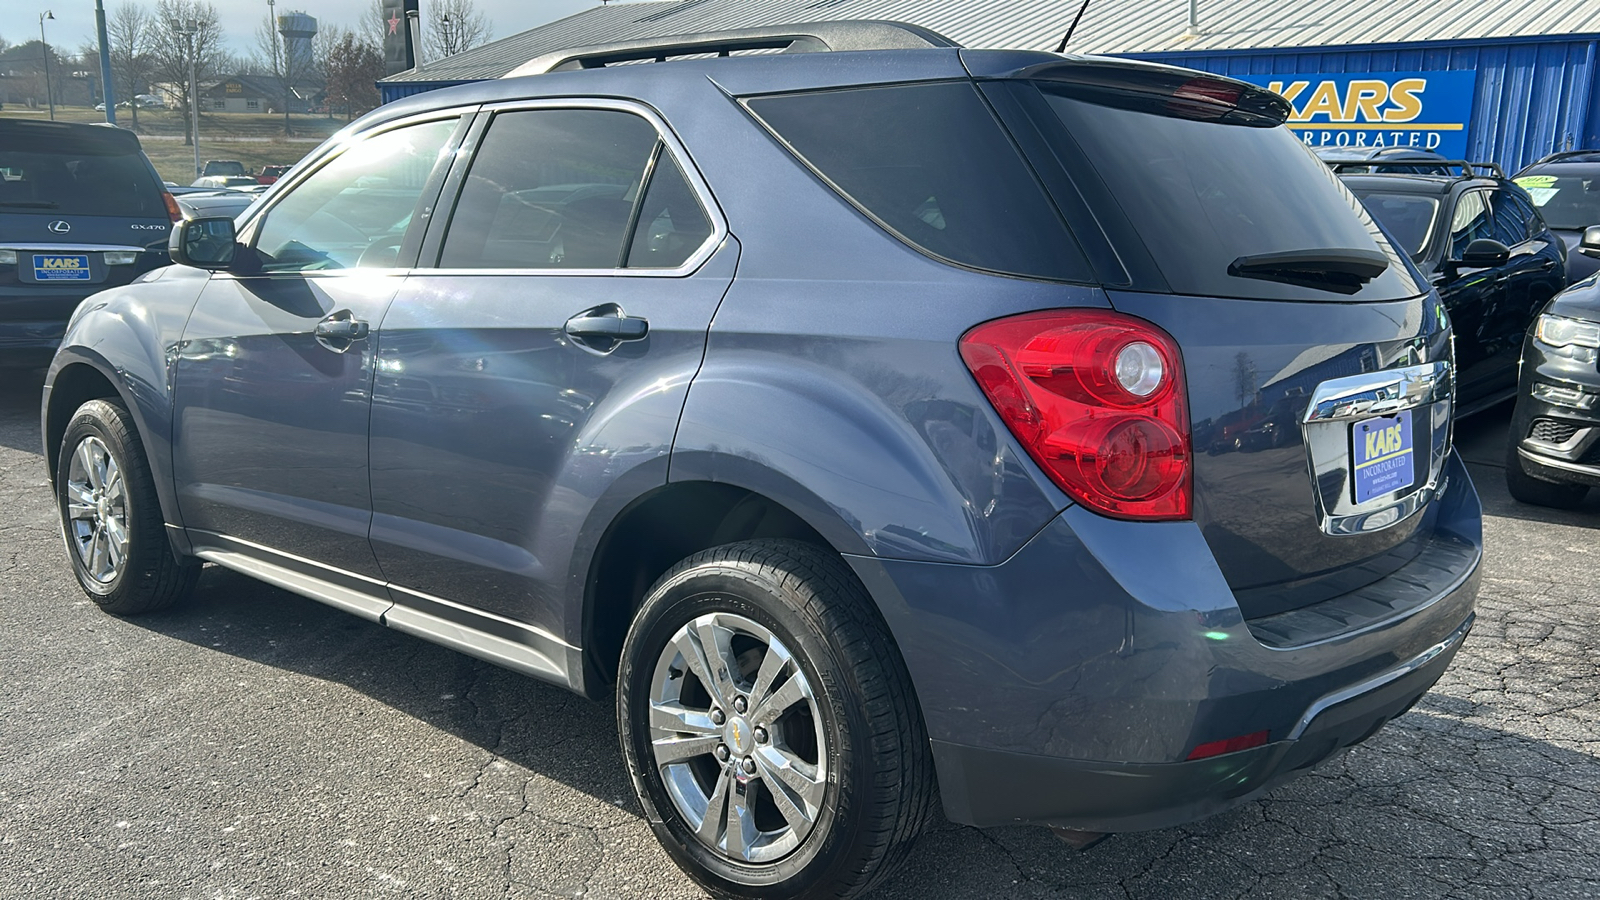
[0,367,46,454]
[117,562,1600,899]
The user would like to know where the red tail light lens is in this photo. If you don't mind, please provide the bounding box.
[1186,730,1270,761]
[162,191,182,222]
[960,310,1192,520]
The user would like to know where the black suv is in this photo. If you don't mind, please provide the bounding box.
[0,120,175,366]
[1341,163,1567,414]
[1314,146,1452,175]
[1513,150,1600,281]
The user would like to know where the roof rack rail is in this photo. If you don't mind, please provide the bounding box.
[1350,160,1508,179]
[503,20,961,79]
[1533,149,1600,165]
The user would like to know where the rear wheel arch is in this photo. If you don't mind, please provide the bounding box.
[581,480,856,696]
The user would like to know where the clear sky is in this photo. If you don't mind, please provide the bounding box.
[26,0,599,59]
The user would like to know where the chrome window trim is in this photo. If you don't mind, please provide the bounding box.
[423,97,728,279]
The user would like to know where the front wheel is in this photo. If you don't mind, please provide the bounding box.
[617,540,934,899]
[56,398,198,614]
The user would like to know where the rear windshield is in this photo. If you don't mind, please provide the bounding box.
[1042,88,1423,301]
[745,81,1092,282]
[1351,191,1439,259]
[0,132,164,219]
[1513,171,1600,230]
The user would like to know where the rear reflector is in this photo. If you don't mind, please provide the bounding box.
[1186,730,1270,761]
[162,192,182,222]
[960,310,1192,520]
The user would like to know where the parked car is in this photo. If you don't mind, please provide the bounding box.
[42,24,1482,899]
[1314,146,1453,174]
[173,189,260,221]
[0,119,175,367]
[200,159,247,178]
[191,175,261,189]
[255,164,292,185]
[1513,150,1600,281]
[1503,276,1600,507]
[1341,164,1567,415]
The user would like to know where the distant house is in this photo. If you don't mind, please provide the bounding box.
[194,73,324,114]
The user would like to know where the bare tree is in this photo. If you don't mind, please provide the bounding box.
[426,0,493,60]
[107,2,156,129]
[323,29,384,121]
[150,0,226,147]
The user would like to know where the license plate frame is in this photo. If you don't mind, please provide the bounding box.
[32,254,92,282]
[1350,409,1416,505]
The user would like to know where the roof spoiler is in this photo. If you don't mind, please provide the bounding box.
[502,20,960,79]
[1000,57,1292,128]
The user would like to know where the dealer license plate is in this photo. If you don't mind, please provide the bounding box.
[33,254,91,281]
[1351,410,1416,505]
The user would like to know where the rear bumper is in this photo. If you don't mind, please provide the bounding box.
[0,284,100,363]
[847,451,1481,831]
[932,613,1469,831]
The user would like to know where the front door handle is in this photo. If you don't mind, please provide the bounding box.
[565,312,648,340]
[314,311,369,351]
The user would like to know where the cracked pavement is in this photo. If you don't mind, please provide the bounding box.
[2,368,1597,899]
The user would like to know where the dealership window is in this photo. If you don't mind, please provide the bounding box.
[212,99,225,110]
[247,99,259,111]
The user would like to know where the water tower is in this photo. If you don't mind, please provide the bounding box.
[276,11,317,72]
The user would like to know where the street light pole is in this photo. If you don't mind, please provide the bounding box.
[95,0,117,125]
[39,10,56,121]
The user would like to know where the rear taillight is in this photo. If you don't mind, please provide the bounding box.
[960,310,1192,520]
[162,191,182,222]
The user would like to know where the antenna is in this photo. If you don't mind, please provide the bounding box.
[1055,0,1093,53]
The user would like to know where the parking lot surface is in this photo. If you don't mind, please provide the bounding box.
[2,367,1597,900]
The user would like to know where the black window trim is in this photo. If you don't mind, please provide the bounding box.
[419,97,727,278]
[229,105,479,280]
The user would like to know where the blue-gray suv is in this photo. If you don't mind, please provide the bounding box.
[42,22,1482,899]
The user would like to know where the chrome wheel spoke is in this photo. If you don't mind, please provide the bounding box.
[724,778,757,859]
[652,733,722,766]
[752,670,810,727]
[649,700,719,736]
[104,515,129,569]
[670,628,722,705]
[754,753,815,835]
[695,767,733,846]
[88,524,109,578]
[102,466,124,504]
[65,483,96,521]
[748,642,789,710]
[755,746,825,812]
[693,617,742,705]
[74,441,102,491]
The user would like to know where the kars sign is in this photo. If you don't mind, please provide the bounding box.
[1239,72,1478,158]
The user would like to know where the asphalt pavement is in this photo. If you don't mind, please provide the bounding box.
[2,367,1597,900]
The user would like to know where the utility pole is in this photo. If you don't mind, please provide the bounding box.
[95,0,116,124]
[39,10,56,121]
[173,20,201,179]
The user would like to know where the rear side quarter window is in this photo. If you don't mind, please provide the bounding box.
[743,81,1092,283]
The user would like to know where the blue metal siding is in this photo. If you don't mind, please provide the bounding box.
[1129,37,1600,173]
[378,80,472,105]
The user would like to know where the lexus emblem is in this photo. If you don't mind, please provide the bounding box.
[47,220,71,234]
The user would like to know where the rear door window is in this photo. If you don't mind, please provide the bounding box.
[1352,192,1438,259]
[1448,191,1492,259]
[744,82,1092,283]
[1489,187,1537,245]
[1039,87,1422,301]
[0,129,163,219]
[438,109,672,270]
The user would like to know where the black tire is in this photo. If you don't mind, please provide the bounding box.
[617,539,935,900]
[56,398,199,614]
[1505,434,1589,510]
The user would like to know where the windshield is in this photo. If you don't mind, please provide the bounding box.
[0,143,163,218]
[1041,87,1423,300]
[1513,172,1600,230]
[1351,192,1438,258]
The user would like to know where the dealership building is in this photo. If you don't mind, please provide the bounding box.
[380,0,1600,172]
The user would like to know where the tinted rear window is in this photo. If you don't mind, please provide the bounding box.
[1042,88,1423,301]
[0,131,163,219]
[745,82,1091,282]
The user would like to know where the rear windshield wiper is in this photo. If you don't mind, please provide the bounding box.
[0,200,58,209]
[1228,248,1389,295]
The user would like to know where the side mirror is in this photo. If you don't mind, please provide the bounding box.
[1458,238,1511,269]
[169,216,238,270]
[1580,225,1600,260]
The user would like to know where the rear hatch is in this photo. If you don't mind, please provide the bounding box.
[0,120,171,321]
[979,59,1456,617]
